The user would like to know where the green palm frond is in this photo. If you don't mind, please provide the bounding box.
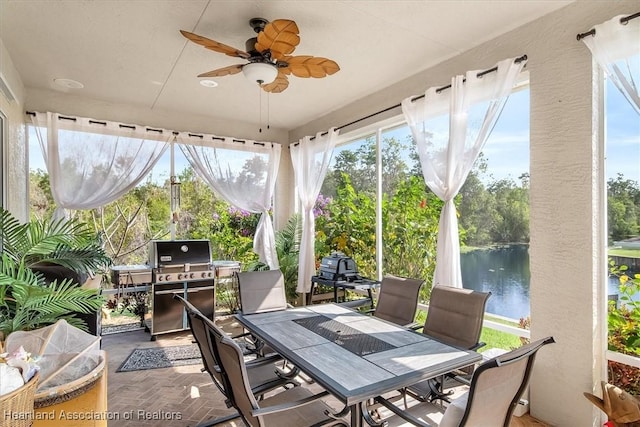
[275,213,302,258]
[0,208,109,338]
[0,207,111,271]
[27,247,111,273]
[0,256,103,337]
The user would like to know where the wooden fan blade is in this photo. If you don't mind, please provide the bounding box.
[197,64,244,78]
[180,30,250,59]
[261,72,289,93]
[255,19,300,60]
[280,56,340,78]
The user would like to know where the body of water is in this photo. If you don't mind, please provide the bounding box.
[460,244,625,320]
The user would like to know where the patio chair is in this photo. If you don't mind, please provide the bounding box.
[236,269,291,356]
[215,326,348,427]
[371,275,424,327]
[407,285,491,403]
[237,269,289,314]
[375,336,555,427]
[174,295,299,426]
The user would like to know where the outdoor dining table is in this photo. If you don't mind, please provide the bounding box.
[234,303,482,427]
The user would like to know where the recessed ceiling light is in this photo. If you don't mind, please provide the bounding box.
[54,78,84,89]
[200,80,218,88]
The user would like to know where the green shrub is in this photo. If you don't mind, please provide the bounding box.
[608,260,640,394]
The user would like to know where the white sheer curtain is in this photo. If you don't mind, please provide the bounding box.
[30,112,171,219]
[291,128,339,294]
[177,133,281,269]
[402,58,525,287]
[581,14,640,115]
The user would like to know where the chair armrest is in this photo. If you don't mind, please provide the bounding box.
[406,322,421,331]
[231,331,252,340]
[251,390,330,417]
[245,353,282,368]
[337,299,373,309]
[470,341,486,351]
[250,376,299,395]
[450,373,471,386]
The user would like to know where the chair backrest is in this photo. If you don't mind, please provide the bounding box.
[423,285,491,350]
[374,275,424,326]
[237,269,288,314]
[174,295,229,398]
[443,336,555,427]
[216,330,264,427]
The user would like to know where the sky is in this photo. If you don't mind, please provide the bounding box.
[29,79,639,188]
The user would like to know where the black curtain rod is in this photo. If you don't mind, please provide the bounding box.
[577,11,640,40]
[301,54,527,144]
[25,111,275,145]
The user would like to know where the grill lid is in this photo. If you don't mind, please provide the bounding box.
[318,251,359,281]
[148,239,212,268]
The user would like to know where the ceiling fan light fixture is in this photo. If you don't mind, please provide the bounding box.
[200,79,218,88]
[53,78,84,89]
[242,62,278,85]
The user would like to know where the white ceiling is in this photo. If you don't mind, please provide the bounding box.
[0,0,573,131]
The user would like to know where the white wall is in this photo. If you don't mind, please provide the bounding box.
[289,1,638,425]
[0,37,27,222]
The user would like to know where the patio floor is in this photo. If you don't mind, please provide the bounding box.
[103,320,549,427]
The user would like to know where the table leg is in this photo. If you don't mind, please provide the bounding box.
[368,288,375,309]
[334,286,339,303]
[350,403,363,427]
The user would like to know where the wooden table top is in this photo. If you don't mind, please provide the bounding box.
[235,303,481,406]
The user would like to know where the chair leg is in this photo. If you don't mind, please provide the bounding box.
[362,401,388,427]
[427,376,453,403]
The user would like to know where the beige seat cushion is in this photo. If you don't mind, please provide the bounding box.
[438,391,467,427]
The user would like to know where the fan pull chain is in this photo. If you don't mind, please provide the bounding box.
[259,84,263,133]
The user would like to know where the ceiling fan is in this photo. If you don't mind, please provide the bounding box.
[181,18,340,93]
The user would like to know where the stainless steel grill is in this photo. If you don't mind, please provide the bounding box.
[149,239,216,283]
[148,239,216,340]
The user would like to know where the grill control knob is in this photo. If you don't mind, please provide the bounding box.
[164,274,171,281]
[201,272,207,278]
[208,271,214,278]
[178,274,183,280]
[157,275,163,282]
[189,273,194,279]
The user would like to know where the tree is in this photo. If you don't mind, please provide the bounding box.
[607,174,640,242]
[459,172,496,246]
[488,178,529,244]
[382,176,442,298]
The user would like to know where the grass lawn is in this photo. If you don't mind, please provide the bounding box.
[608,247,640,258]
[479,327,522,351]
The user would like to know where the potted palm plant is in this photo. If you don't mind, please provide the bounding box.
[0,208,110,345]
